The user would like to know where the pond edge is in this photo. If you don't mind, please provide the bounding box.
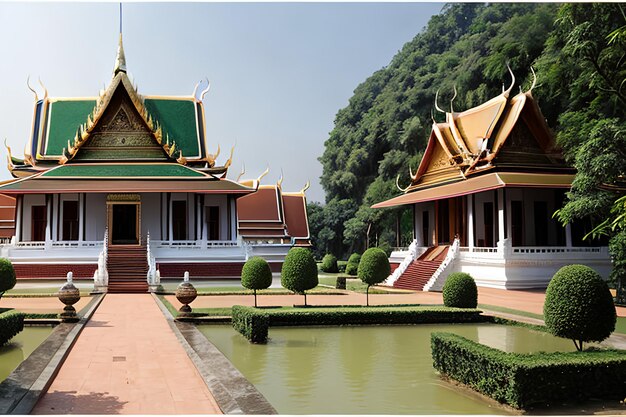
[152,293,277,415]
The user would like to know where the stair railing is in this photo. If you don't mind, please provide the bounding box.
[383,239,418,287]
[146,231,160,292]
[93,228,109,292]
[423,237,460,292]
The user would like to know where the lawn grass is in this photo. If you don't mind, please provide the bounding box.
[318,275,396,294]
[477,304,544,321]
[616,316,626,335]
[158,294,233,317]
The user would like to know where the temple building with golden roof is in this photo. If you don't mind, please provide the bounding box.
[373,68,611,290]
[0,35,310,292]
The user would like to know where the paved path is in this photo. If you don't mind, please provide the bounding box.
[32,294,221,415]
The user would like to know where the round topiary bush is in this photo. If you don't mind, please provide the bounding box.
[358,248,390,306]
[320,254,339,273]
[241,256,273,307]
[281,247,318,306]
[0,258,16,300]
[345,253,361,276]
[544,264,616,351]
[442,272,477,308]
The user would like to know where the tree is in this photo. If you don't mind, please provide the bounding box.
[345,253,361,276]
[281,247,318,306]
[546,4,626,304]
[0,258,16,302]
[543,264,616,351]
[241,257,273,307]
[357,248,390,306]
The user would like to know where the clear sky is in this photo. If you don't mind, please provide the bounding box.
[0,2,443,203]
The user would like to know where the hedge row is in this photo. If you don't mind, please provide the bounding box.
[232,306,483,343]
[0,310,25,346]
[431,332,626,409]
[231,305,269,344]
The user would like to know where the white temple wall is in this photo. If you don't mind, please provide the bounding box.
[84,194,107,241]
[21,194,45,241]
[473,191,496,246]
[413,202,435,247]
[140,193,162,240]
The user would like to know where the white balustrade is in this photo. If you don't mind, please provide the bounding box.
[383,239,421,287]
[93,228,109,292]
[423,238,460,292]
[146,231,160,291]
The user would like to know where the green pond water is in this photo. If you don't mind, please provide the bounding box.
[0,326,53,383]
[199,323,576,415]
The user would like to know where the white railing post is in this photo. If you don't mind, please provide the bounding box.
[146,231,160,292]
[93,228,109,293]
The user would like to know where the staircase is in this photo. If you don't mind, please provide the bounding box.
[392,246,449,291]
[106,245,149,293]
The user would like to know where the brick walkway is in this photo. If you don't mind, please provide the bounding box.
[32,294,221,415]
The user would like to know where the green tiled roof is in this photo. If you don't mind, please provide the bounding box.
[45,100,96,156]
[41,98,202,159]
[41,164,206,178]
[144,99,201,158]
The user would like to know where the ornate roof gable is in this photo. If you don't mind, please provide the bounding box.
[60,71,180,164]
[402,68,566,193]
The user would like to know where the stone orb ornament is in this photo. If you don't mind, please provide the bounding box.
[58,272,81,322]
[175,271,197,317]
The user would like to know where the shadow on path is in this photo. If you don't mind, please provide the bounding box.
[31,391,128,414]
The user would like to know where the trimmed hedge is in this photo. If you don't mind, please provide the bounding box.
[345,253,361,276]
[232,305,483,343]
[431,332,626,409]
[232,305,269,344]
[0,310,25,345]
[0,258,16,296]
[442,272,477,308]
[544,264,616,351]
[241,256,273,307]
[320,254,339,273]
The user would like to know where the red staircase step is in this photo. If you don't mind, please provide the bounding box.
[392,246,449,291]
[107,245,149,293]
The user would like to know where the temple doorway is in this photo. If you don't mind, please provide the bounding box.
[107,194,141,245]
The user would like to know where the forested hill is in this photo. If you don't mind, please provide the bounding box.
[309,3,626,259]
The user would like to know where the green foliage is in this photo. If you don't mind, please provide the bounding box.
[281,247,319,305]
[345,253,361,275]
[358,248,391,286]
[318,3,557,257]
[358,248,391,306]
[0,258,16,297]
[233,305,483,343]
[431,332,626,409]
[0,310,25,345]
[442,273,478,308]
[231,305,269,344]
[241,256,273,307]
[544,265,616,350]
[320,254,339,273]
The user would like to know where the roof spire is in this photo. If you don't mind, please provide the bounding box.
[113,3,127,75]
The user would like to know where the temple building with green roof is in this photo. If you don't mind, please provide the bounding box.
[0,35,310,292]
